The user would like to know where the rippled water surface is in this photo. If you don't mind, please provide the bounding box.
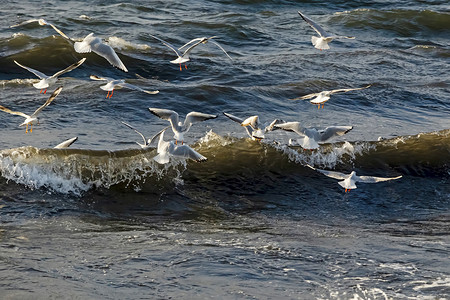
[0,0,449,299]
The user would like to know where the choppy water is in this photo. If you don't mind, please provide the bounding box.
[0,0,449,299]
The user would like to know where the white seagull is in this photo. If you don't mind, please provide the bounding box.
[90,75,159,98]
[74,33,128,72]
[223,112,285,141]
[290,85,371,109]
[148,108,218,145]
[275,122,353,150]
[14,58,86,94]
[153,127,207,164]
[298,11,355,50]
[307,165,402,192]
[54,137,78,149]
[10,18,70,40]
[0,86,62,133]
[150,35,232,71]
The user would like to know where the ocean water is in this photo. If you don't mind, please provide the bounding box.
[0,0,449,299]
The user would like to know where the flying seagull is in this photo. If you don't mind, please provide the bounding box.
[298,11,355,50]
[290,85,371,109]
[275,122,353,150]
[90,75,159,98]
[150,35,232,71]
[10,18,70,40]
[148,108,217,145]
[75,33,128,72]
[223,112,285,141]
[14,58,86,94]
[152,127,207,164]
[307,165,402,192]
[0,86,63,133]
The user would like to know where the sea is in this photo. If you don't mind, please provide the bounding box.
[0,0,449,299]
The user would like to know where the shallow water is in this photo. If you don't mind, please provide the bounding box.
[0,0,449,299]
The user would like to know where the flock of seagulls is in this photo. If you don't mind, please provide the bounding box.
[1,10,403,192]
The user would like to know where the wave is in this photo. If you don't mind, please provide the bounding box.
[0,129,448,196]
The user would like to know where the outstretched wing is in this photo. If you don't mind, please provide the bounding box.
[357,175,402,183]
[52,58,86,78]
[241,115,259,130]
[31,86,63,117]
[178,38,205,51]
[265,119,285,132]
[223,112,245,124]
[47,22,71,40]
[14,60,47,79]
[54,137,78,149]
[148,126,171,146]
[119,83,159,94]
[0,105,30,119]
[328,85,372,95]
[298,11,328,37]
[209,39,232,60]
[148,108,180,126]
[290,92,320,101]
[150,34,182,57]
[318,126,353,141]
[121,121,148,146]
[274,121,305,136]
[307,165,348,180]
[10,19,42,28]
[184,111,218,126]
[171,145,207,162]
[89,75,113,82]
[92,42,128,72]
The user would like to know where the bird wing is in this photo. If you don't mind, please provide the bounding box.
[89,75,113,82]
[357,175,402,183]
[298,11,328,37]
[47,22,71,40]
[171,145,207,162]
[31,86,63,117]
[241,115,259,130]
[0,105,30,119]
[121,121,147,146]
[74,33,94,53]
[180,39,204,57]
[148,108,180,128]
[307,165,348,180]
[318,126,353,142]
[52,58,86,78]
[209,39,233,60]
[223,112,245,124]
[184,111,218,126]
[290,92,320,101]
[91,42,128,72]
[54,137,78,149]
[178,38,205,51]
[10,19,42,28]
[150,35,182,57]
[328,85,372,95]
[119,83,159,94]
[148,126,171,146]
[264,119,286,132]
[14,60,47,79]
[274,122,306,136]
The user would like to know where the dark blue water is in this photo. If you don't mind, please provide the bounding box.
[0,0,449,298]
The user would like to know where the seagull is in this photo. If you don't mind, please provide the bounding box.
[74,33,128,72]
[223,112,285,141]
[307,165,402,192]
[298,11,355,50]
[148,108,218,145]
[152,127,207,164]
[0,86,62,133]
[150,35,232,71]
[90,75,159,98]
[290,85,371,109]
[121,121,170,149]
[275,122,353,150]
[54,137,78,149]
[10,18,70,40]
[14,58,86,94]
